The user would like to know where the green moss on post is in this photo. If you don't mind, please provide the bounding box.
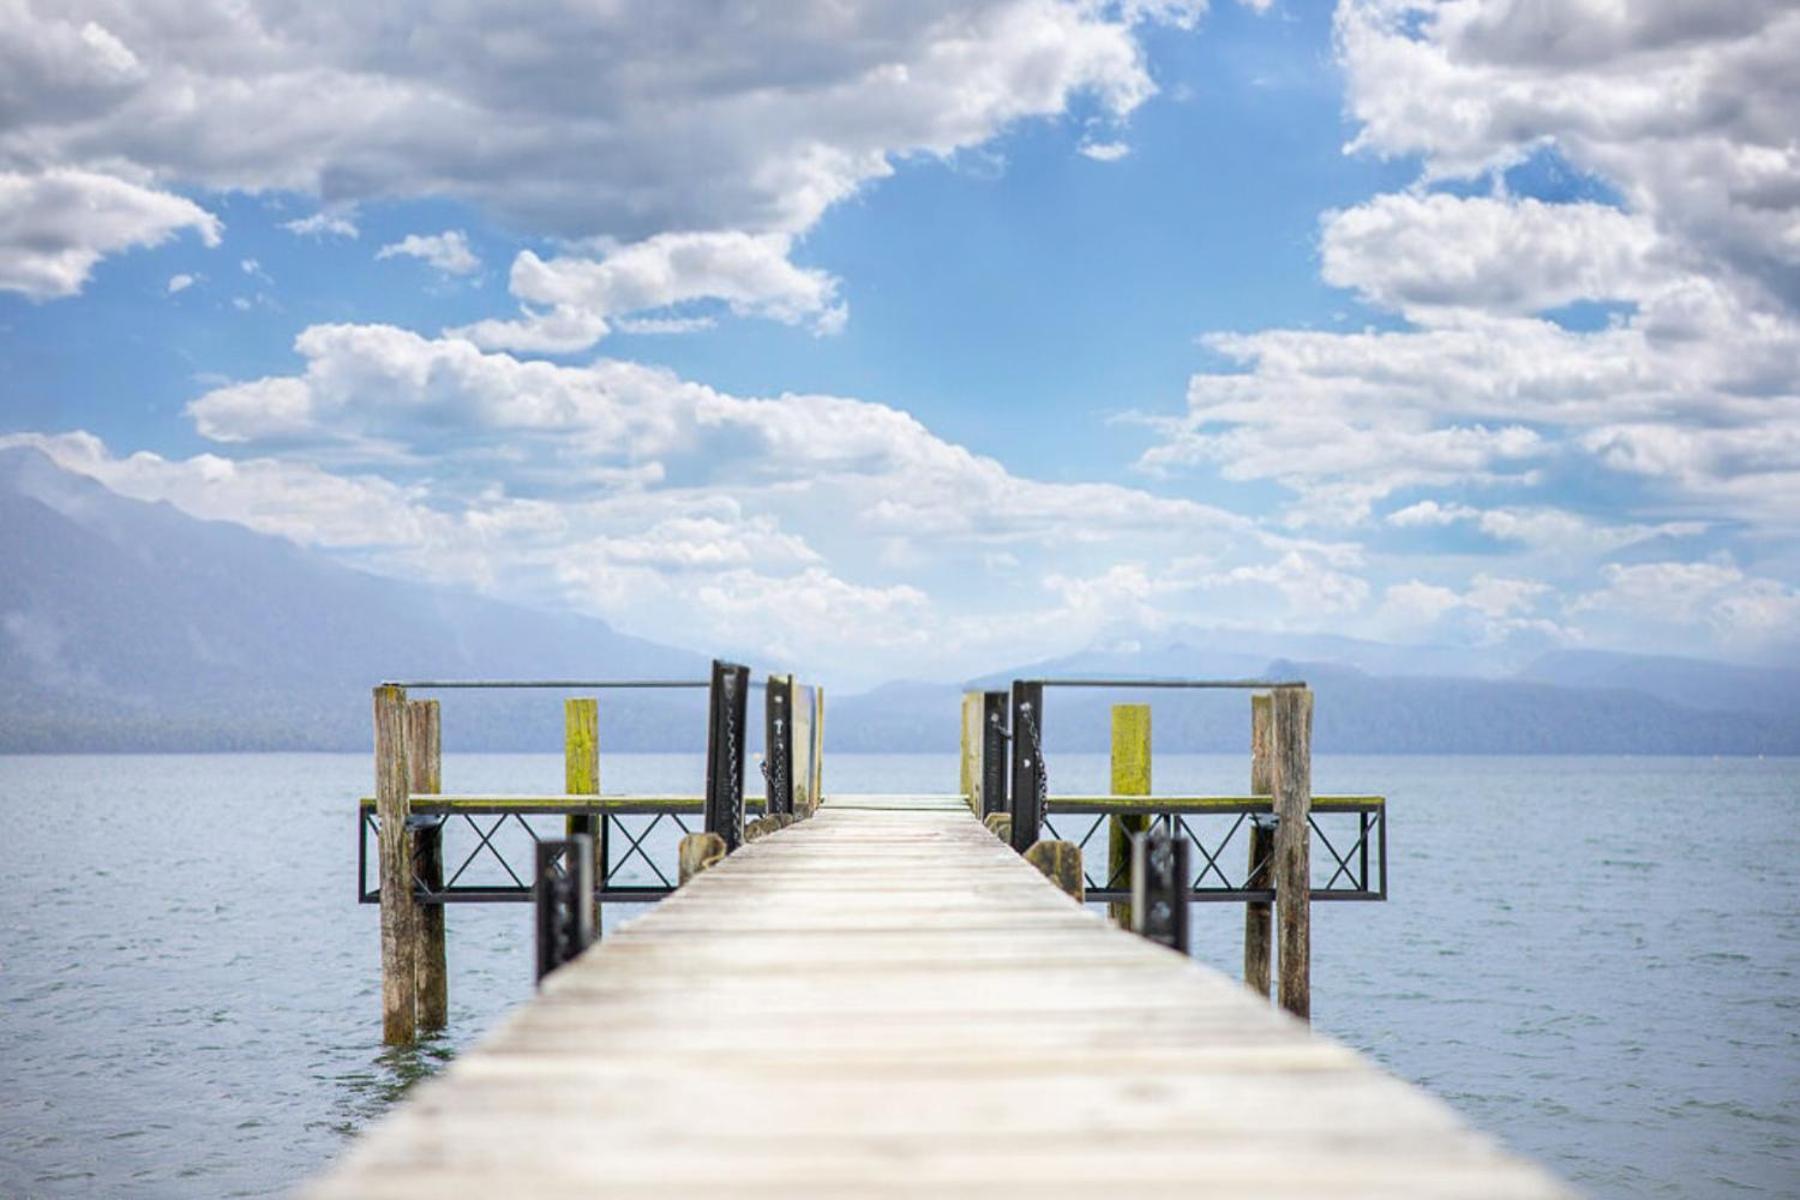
[678,831,727,884]
[1026,839,1085,902]
[565,698,602,934]
[1107,704,1151,927]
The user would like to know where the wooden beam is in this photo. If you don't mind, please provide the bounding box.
[373,684,416,1045]
[361,794,707,813]
[406,698,447,1033]
[1044,794,1381,813]
[1106,704,1151,928]
[1272,686,1314,1023]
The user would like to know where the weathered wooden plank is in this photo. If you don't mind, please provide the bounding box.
[312,798,1567,1199]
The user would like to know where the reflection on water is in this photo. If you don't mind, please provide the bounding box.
[324,1040,459,1139]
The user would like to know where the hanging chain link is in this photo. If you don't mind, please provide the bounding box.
[1019,698,1049,832]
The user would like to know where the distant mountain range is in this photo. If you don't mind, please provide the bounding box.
[3,444,1795,755]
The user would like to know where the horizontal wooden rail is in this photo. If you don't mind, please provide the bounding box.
[357,793,718,814]
[1048,794,1383,814]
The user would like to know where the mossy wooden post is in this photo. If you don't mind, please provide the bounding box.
[1244,692,1275,999]
[792,682,813,817]
[565,698,602,934]
[1107,704,1152,927]
[406,699,447,1032]
[960,691,981,812]
[373,684,416,1045]
[678,832,727,883]
[1025,839,1084,902]
[1272,686,1314,1023]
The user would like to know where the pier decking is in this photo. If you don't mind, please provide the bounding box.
[311,794,1568,1198]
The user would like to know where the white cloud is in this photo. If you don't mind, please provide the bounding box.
[0,2,1179,242]
[455,232,842,353]
[1139,2,1800,539]
[0,169,219,299]
[1571,560,1800,655]
[282,210,359,239]
[376,230,480,276]
[165,272,194,294]
[1321,192,1668,320]
[1078,139,1131,161]
[1336,0,1800,309]
[1385,500,1705,556]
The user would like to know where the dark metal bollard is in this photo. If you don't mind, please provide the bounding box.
[705,660,750,852]
[1131,823,1189,953]
[981,690,1009,818]
[1008,679,1045,854]
[535,835,595,984]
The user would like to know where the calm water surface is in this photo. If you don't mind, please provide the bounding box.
[1,752,1795,1197]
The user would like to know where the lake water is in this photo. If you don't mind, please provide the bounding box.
[1,752,1795,1197]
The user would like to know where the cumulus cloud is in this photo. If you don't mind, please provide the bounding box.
[1139,1,1800,548]
[0,2,1176,243]
[165,272,194,294]
[282,210,358,239]
[1321,193,1669,320]
[0,169,220,299]
[1337,0,1800,309]
[376,230,480,275]
[455,232,844,353]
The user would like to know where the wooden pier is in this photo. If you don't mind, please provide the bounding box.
[323,665,1569,1195]
[312,791,1568,1198]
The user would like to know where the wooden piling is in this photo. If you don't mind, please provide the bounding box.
[1025,839,1084,902]
[406,699,447,1032]
[1244,692,1274,999]
[984,812,1012,842]
[1107,704,1151,927]
[564,698,602,933]
[678,832,727,884]
[792,681,814,817]
[373,684,416,1045]
[960,691,981,812]
[1272,686,1314,1022]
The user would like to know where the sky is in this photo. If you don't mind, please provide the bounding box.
[1,0,1797,688]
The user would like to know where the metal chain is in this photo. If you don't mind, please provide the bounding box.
[724,673,743,837]
[1019,698,1049,830]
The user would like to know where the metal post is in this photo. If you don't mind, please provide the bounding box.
[1008,679,1044,854]
[704,660,750,852]
[535,835,594,984]
[764,673,793,816]
[981,690,1009,819]
[1131,823,1189,953]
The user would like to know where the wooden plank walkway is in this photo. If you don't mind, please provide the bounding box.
[309,798,1571,1199]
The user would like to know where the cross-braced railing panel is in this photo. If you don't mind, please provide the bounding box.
[358,802,710,904]
[1042,801,1386,903]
